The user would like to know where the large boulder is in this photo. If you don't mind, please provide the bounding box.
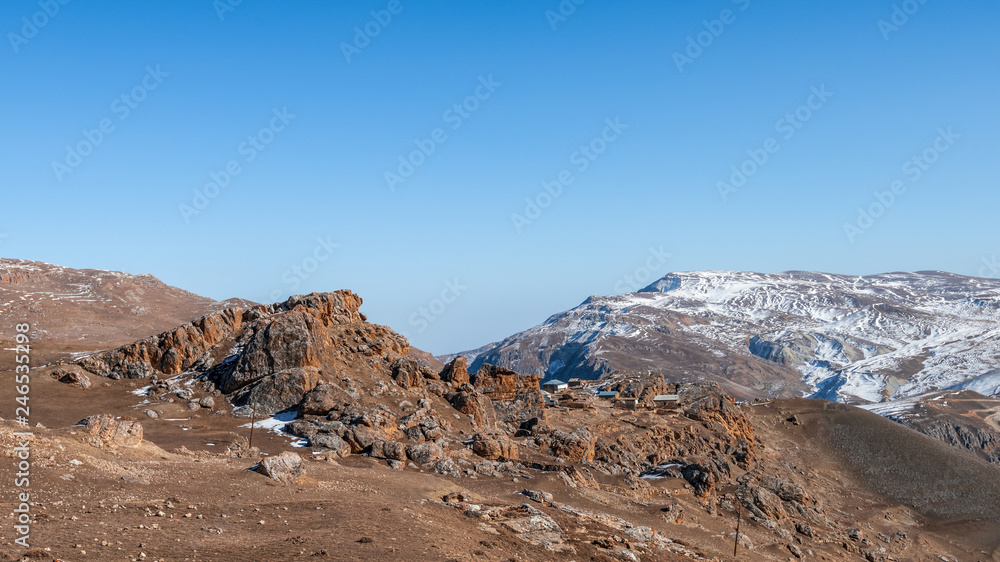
[298,383,356,416]
[680,463,715,497]
[472,364,544,426]
[221,311,329,393]
[390,357,425,390]
[256,451,305,483]
[232,367,322,415]
[370,440,408,461]
[309,433,350,457]
[407,442,445,464]
[545,429,593,462]
[448,390,498,430]
[344,425,376,454]
[471,433,519,461]
[56,369,92,390]
[746,486,787,521]
[78,415,143,448]
[440,356,470,388]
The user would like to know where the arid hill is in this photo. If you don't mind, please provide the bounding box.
[2,287,998,560]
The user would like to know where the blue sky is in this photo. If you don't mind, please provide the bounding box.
[2,0,998,354]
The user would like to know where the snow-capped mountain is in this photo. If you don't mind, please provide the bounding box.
[453,270,1000,403]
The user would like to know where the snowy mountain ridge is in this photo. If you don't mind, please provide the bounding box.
[455,270,1000,404]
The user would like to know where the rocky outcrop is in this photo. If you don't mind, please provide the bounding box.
[543,429,594,462]
[220,310,329,393]
[79,308,248,379]
[448,387,499,430]
[298,383,356,416]
[78,415,143,448]
[471,364,544,427]
[472,433,519,461]
[256,451,305,483]
[230,367,322,415]
[77,291,410,417]
[407,442,445,464]
[390,357,427,390]
[55,368,92,389]
[440,356,470,387]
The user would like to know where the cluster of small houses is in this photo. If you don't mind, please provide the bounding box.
[541,377,680,411]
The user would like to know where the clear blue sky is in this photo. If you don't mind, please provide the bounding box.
[2,0,998,355]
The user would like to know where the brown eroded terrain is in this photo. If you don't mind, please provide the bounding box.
[1,263,999,561]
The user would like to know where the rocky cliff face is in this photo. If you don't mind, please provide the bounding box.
[77,291,409,414]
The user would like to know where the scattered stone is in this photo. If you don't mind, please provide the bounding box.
[78,414,143,448]
[256,451,305,483]
[521,489,553,504]
[370,440,407,462]
[299,383,356,416]
[472,433,519,461]
[58,370,92,389]
[143,409,159,419]
[309,434,350,458]
[443,491,474,503]
[407,442,445,465]
[200,396,215,409]
[439,356,470,388]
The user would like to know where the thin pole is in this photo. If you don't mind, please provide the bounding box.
[733,484,744,558]
[248,401,257,451]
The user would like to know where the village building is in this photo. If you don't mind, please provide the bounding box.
[653,394,679,406]
[542,379,569,392]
